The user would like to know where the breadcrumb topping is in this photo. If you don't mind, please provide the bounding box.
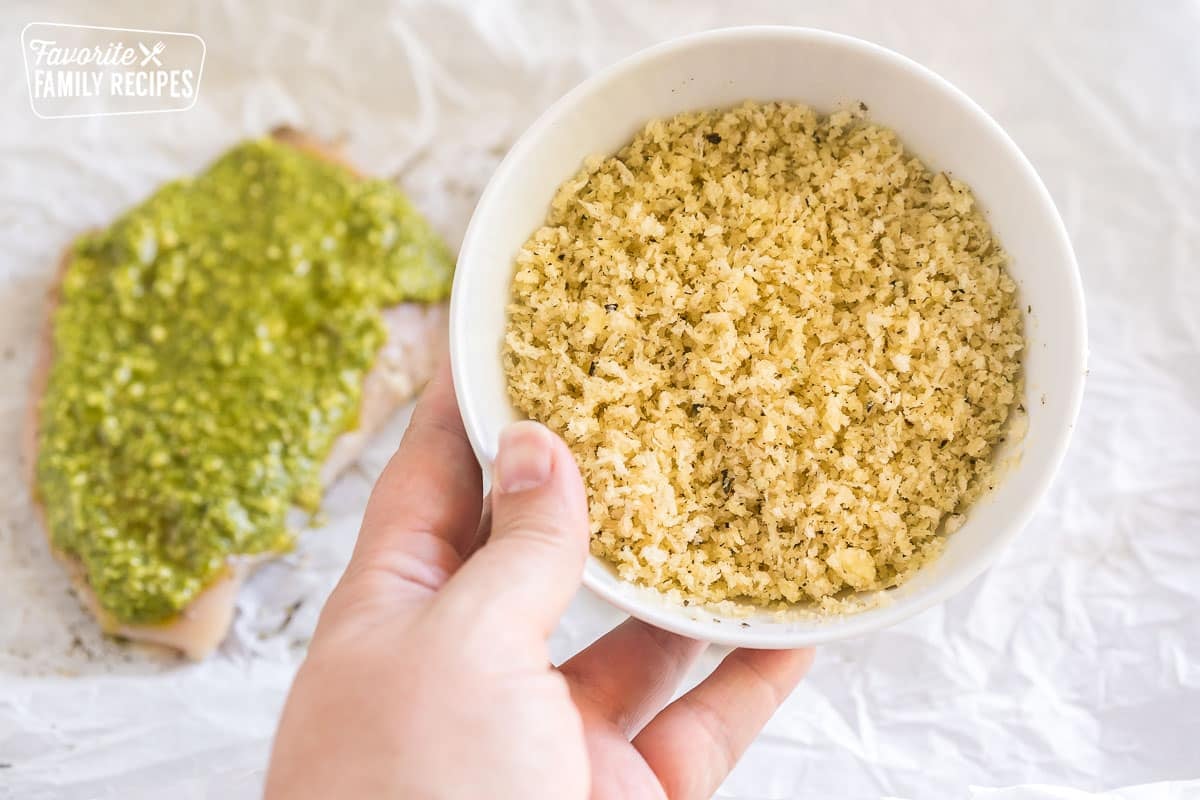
[504,101,1023,611]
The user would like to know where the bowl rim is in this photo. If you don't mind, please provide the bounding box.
[450,25,1088,647]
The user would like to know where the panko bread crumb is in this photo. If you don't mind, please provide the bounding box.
[503,101,1024,611]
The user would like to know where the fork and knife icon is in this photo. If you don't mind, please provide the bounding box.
[138,41,165,67]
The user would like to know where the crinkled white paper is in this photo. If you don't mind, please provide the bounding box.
[2,1,1198,798]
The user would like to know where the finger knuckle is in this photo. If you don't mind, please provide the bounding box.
[353,529,463,594]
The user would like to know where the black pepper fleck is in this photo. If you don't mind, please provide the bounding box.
[604,303,618,312]
[705,132,722,144]
[274,599,304,635]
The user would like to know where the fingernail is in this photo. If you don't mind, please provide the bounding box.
[495,421,554,494]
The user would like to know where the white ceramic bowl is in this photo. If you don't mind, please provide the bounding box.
[449,27,1087,647]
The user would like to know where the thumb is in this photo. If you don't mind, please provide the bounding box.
[438,420,590,638]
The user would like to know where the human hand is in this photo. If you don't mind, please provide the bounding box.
[265,363,815,799]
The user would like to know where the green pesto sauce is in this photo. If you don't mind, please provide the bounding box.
[36,138,453,625]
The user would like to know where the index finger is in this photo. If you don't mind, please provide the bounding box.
[633,647,815,800]
[351,360,484,566]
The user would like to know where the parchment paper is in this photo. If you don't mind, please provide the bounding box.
[1,1,1198,798]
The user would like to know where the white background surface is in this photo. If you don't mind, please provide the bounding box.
[1,1,1198,798]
